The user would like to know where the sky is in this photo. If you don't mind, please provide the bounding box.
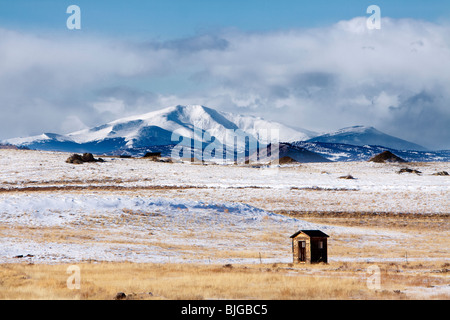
[0,0,449,149]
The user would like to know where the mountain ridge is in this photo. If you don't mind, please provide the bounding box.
[3,105,315,153]
[2,105,443,162]
[307,125,427,151]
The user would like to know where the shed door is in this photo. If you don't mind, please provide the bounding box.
[298,241,306,262]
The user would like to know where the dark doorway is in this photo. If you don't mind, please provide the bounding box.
[298,241,306,262]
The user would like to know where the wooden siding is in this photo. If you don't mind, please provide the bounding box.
[291,233,328,264]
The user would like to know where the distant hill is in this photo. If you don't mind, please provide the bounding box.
[0,144,18,150]
[248,142,331,164]
[368,151,406,163]
[307,126,427,151]
[291,141,450,162]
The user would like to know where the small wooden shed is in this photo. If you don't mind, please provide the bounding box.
[290,230,329,264]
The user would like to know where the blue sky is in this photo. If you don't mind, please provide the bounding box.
[1,0,449,37]
[0,1,449,149]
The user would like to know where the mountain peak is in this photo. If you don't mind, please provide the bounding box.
[332,125,376,134]
[3,104,315,154]
[2,105,429,155]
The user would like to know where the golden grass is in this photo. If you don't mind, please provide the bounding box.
[280,210,449,231]
[0,210,448,300]
[1,207,448,265]
[1,261,448,300]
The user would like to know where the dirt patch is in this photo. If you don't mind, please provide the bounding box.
[398,168,422,174]
[277,210,450,230]
[66,153,104,164]
[338,174,355,179]
[272,156,299,165]
[0,185,202,193]
[432,171,449,176]
[369,151,406,163]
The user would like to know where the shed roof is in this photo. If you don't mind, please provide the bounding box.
[290,230,329,238]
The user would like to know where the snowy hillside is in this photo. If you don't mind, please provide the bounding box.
[3,105,315,155]
[3,107,444,162]
[292,141,450,162]
[307,126,427,151]
[0,148,448,266]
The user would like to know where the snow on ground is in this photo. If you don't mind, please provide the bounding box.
[403,284,450,299]
[0,149,448,265]
[0,193,346,264]
[0,193,419,264]
[0,149,448,214]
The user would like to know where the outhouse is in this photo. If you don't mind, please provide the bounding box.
[290,230,329,264]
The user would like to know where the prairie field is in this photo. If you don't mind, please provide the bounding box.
[1,260,449,300]
[0,149,449,299]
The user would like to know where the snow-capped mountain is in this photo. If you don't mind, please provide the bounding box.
[4,105,444,162]
[292,141,450,162]
[3,105,315,155]
[306,126,427,151]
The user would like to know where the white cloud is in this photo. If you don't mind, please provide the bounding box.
[0,16,449,148]
[92,98,126,116]
[60,115,88,134]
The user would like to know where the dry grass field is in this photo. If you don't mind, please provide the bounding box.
[0,150,448,300]
[1,210,449,300]
[1,260,448,300]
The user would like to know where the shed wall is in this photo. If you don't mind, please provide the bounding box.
[292,234,328,264]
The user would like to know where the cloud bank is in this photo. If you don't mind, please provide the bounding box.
[0,17,449,149]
